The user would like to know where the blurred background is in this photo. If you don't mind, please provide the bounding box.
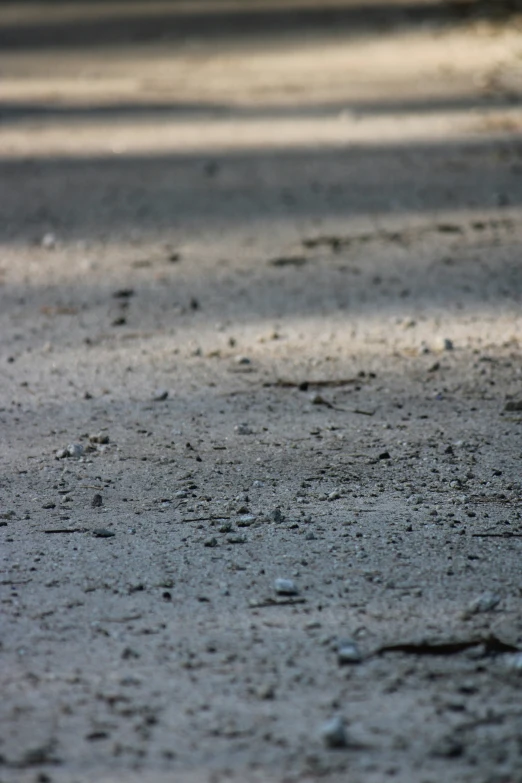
[0,0,521,245]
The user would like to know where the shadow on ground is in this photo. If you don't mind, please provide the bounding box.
[1,93,521,124]
[0,0,522,51]
[1,0,517,52]
[1,137,521,243]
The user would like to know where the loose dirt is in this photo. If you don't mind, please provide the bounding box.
[1,2,522,782]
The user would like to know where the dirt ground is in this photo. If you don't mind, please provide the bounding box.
[1,2,522,782]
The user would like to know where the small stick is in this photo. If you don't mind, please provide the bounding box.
[249,598,307,608]
[44,528,86,534]
[472,532,522,539]
[98,614,143,623]
[264,378,359,389]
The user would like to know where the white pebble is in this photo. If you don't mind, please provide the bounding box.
[41,232,56,249]
[66,443,84,458]
[337,641,362,664]
[56,443,84,459]
[274,578,298,596]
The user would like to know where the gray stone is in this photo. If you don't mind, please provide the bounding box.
[320,716,348,749]
[227,534,247,544]
[274,578,298,596]
[467,591,501,614]
[337,640,362,665]
[504,400,522,412]
[237,514,256,527]
[235,423,253,435]
[66,443,84,458]
[152,389,169,402]
[503,653,522,672]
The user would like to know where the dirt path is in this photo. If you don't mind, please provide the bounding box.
[1,3,522,782]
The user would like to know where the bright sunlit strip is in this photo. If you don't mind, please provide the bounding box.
[0,110,521,159]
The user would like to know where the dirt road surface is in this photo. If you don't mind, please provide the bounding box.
[1,2,522,781]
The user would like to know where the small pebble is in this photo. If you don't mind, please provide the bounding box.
[320,716,348,749]
[431,736,464,758]
[311,393,329,406]
[41,232,56,249]
[467,591,501,615]
[274,578,298,596]
[89,432,110,444]
[257,682,276,700]
[237,514,256,527]
[337,640,362,665]
[443,338,454,351]
[92,528,115,538]
[152,389,169,402]
[57,443,84,459]
[503,653,522,672]
[504,400,522,412]
[112,288,134,299]
[68,443,84,458]
[121,647,140,660]
[235,356,251,365]
[235,424,253,435]
[227,534,247,544]
[91,494,103,508]
[273,507,285,523]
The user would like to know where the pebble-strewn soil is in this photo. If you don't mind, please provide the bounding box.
[1,3,522,782]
